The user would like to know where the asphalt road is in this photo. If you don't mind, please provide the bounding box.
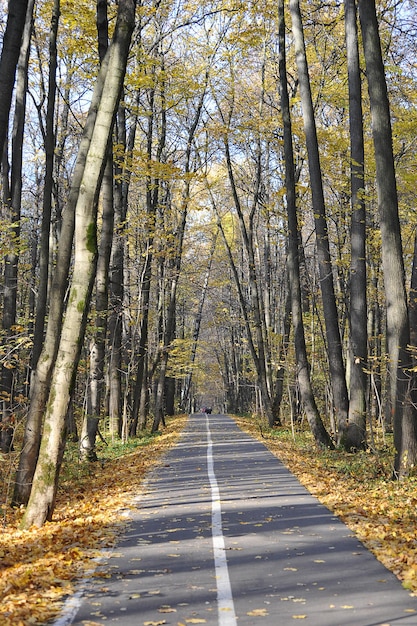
[55,413,417,626]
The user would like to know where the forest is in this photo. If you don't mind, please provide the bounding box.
[0,0,416,530]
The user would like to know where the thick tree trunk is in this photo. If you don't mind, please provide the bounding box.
[278,0,333,449]
[290,0,349,435]
[343,0,367,451]
[21,0,136,528]
[82,0,113,461]
[358,0,417,476]
[13,9,113,506]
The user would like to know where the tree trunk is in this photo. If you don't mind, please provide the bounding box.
[31,0,60,372]
[0,0,34,453]
[223,134,275,426]
[278,0,334,449]
[151,72,208,432]
[290,0,349,435]
[130,66,166,435]
[181,232,217,411]
[21,0,136,528]
[409,231,417,350]
[81,0,113,461]
[358,0,417,477]
[343,0,367,451]
[0,0,29,157]
[13,3,113,506]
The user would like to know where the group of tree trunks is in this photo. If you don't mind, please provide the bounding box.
[0,0,416,528]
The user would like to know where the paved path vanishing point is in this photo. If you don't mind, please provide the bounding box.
[55,413,417,626]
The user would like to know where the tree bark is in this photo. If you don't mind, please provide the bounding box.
[344,0,367,451]
[0,0,29,157]
[290,0,349,435]
[81,0,114,461]
[0,0,34,453]
[130,76,163,435]
[21,0,136,527]
[358,0,417,476]
[180,232,217,411]
[278,0,334,449]
[31,0,60,372]
[13,3,113,506]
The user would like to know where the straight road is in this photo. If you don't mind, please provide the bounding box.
[56,414,417,626]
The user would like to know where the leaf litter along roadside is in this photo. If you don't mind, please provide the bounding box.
[232,415,417,597]
[0,415,188,626]
[3,414,417,625]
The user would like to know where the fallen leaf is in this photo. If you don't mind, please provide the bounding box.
[247,608,269,616]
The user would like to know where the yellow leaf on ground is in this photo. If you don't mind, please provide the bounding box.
[247,608,269,616]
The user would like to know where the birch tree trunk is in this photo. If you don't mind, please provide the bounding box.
[358,0,417,476]
[22,0,136,528]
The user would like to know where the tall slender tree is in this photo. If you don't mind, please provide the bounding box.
[22,0,137,528]
[289,0,349,437]
[278,0,333,449]
[13,1,110,506]
[81,0,114,461]
[0,0,34,453]
[358,0,417,476]
[344,0,367,450]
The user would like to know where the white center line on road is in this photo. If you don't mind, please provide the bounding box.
[205,415,238,626]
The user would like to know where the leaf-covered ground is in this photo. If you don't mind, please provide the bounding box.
[2,414,417,625]
[0,416,188,626]
[233,416,417,596]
